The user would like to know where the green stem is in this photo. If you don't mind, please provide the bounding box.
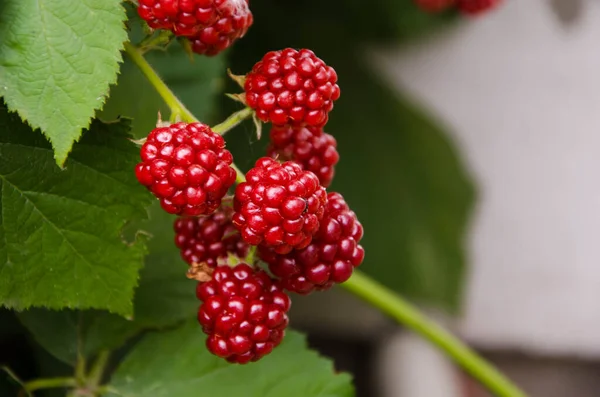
[125,39,526,397]
[341,271,526,397]
[123,42,195,123]
[125,40,251,185]
[212,107,254,135]
[87,351,110,389]
[23,377,76,392]
[75,313,86,385]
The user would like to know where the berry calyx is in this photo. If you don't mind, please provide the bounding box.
[232,157,328,254]
[138,0,253,39]
[259,192,364,294]
[456,0,501,14]
[268,125,339,188]
[135,122,237,216]
[175,206,249,267]
[196,263,291,363]
[244,48,340,128]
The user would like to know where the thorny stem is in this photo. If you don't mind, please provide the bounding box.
[126,40,528,397]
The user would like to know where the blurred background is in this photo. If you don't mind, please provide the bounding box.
[3,0,600,396]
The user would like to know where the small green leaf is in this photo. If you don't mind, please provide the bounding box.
[106,321,354,397]
[0,0,127,165]
[0,104,152,315]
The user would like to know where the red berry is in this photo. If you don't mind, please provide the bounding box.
[189,4,253,56]
[138,0,253,41]
[197,263,291,363]
[135,122,237,216]
[174,206,249,266]
[415,0,455,12]
[244,48,340,128]
[268,125,339,188]
[259,192,364,294]
[456,0,501,14]
[232,157,328,254]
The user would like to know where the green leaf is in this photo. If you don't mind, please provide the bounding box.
[18,309,140,365]
[99,39,226,139]
[0,0,127,166]
[18,202,197,365]
[0,104,152,315]
[106,321,354,397]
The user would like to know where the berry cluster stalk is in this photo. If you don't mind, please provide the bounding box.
[123,40,527,397]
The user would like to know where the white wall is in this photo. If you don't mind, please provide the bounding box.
[372,0,600,357]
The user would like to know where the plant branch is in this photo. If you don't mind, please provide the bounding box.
[87,350,111,389]
[341,271,527,397]
[125,39,526,397]
[123,42,195,123]
[212,107,254,135]
[23,377,77,393]
[75,313,86,384]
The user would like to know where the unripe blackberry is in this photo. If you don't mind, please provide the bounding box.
[174,207,249,266]
[259,192,364,294]
[135,122,237,216]
[244,48,340,128]
[268,125,339,188]
[196,263,291,363]
[232,157,327,254]
[138,0,253,40]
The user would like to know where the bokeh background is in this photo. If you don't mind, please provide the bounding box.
[3,0,600,396]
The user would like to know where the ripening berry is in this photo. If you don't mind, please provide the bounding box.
[135,122,237,216]
[268,125,339,188]
[196,263,291,363]
[174,207,249,266]
[244,48,340,128]
[232,157,327,254]
[259,192,364,294]
[456,0,501,15]
[137,0,253,55]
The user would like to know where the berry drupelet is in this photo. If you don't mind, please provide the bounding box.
[197,263,291,363]
[135,122,237,216]
[233,157,328,255]
[268,125,339,188]
[259,192,364,294]
[175,206,249,267]
[244,48,340,128]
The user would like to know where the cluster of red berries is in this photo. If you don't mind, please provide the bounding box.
[137,0,253,56]
[415,0,501,14]
[135,47,362,363]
